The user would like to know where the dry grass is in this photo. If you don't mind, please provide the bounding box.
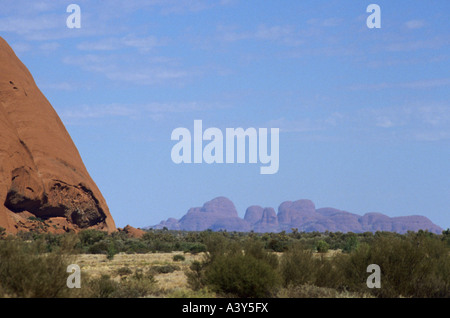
[74,249,341,295]
[72,249,363,298]
[75,252,204,293]
[313,249,343,259]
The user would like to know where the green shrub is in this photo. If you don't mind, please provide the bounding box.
[193,237,280,297]
[336,234,450,297]
[183,243,207,254]
[280,243,317,287]
[78,229,107,248]
[86,241,109,254]
[85,270,156,298]
[204,253,279,297]
[173,254,186,262]
[113,269,156,297]
[0,238,75,298]
[116,266,133,276]
[342,235,359,253]
[86,274,121,298]
[151,264,180,274]
[106,244,117,260]
[186,261,206,291]
[316,240,329,253]
[266,239,287,252]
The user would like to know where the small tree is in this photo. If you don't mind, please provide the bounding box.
[316,240,329,253]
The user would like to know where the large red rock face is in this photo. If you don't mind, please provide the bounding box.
[0,37,116,234]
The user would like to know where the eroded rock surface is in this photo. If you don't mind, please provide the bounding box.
[0,36,116,234]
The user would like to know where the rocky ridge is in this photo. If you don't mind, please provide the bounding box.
[150,197,443,234]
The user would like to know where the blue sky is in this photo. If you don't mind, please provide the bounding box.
[1,0,449,229]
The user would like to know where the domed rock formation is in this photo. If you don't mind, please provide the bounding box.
[254,207,278,232]
[149,197,443,234]
[119,225,146,238]
[0,36,116,234]
[177,196,248,231]
[244,205,264,225]
[277,199,317,228]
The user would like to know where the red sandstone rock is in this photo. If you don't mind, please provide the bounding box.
[244,205,264,225]
[277,199,317,227]
[178,197,249,231]
[254,207,278,232]
[149,197,443,234]
[119,225,146,238]
[0,36,116,234]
